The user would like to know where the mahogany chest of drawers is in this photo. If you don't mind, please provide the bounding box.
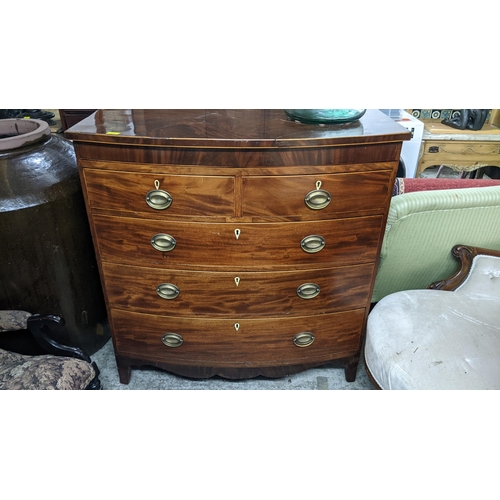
[66,109,410,384]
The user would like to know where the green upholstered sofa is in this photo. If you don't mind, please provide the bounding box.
[371,178,500,303]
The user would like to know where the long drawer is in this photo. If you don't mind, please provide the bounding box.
[111,308,365,367]
[93,215,385,269]
[84,169,235,217]
[101,261,375,317]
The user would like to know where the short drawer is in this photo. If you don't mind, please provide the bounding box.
[102,262,375,317]
[242,170,393,218]
[423,141,500,158]
[93,215,385,270]
[83,169,235,217]
[111,308,365,367]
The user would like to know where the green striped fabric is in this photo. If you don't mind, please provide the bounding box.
[372,185,500,302]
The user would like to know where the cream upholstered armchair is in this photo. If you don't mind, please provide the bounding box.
[0,311,101,390]
[365,245,500,390]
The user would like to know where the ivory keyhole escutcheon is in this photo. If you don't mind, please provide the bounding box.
[234,228,241,240]
[234,323,240,332]
[316,180,322,190]
[234,277,240,287]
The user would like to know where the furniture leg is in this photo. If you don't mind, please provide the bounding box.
[436,165,445,177]
[344,355,360,382]
[116,358,132,384]
[475,167,485,179]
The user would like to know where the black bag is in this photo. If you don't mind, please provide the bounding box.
[441,109,490,131]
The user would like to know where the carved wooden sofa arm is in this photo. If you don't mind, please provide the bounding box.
[0,311,101,390]
[365,245,500,390]
[428,245,500,291]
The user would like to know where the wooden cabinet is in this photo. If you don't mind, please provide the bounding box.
[66,109,410,384]
[417,120,500,177]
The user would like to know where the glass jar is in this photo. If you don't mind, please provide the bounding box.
[285,109,366,124]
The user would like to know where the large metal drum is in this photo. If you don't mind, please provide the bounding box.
[0,118,109,354]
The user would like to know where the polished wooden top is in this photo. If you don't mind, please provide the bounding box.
[65,109,411,148]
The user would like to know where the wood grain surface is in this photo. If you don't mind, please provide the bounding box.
[72,109,409,383]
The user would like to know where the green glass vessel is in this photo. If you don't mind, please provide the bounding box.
[285,109,366,124]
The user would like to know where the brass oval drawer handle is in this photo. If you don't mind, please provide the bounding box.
[151,233,176,252]
[304,189,332,210]
[146,189,172,210]
[293,332,315,347]
[300,235,326,254]
[161,333,184,348]
[296,283,320,299]
[156,283,180,300]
